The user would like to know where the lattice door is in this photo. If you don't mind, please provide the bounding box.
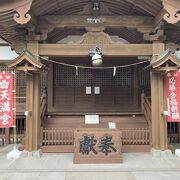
[93,67,134,111]
[53,64,136,112]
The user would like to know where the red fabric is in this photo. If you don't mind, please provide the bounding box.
[166,71,180,122]
[0,72,14,128]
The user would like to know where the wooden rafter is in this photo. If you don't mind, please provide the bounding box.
[154,9,167,28]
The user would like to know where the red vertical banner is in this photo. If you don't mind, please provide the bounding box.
[0,72,14,128]
[166,71,180,122]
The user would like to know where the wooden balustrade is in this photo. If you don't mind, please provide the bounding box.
[42,128,74,145]
[40,96,47,126]
[141,95,152,144]
[120,128,150,145]
[141,95,151,126]
[41,127,150,147]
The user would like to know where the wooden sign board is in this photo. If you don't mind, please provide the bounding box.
[74,128,122,164]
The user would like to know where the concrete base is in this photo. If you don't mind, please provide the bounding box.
[151,148,173,157]
[20,149,43,158]
[6,146,22,159]
[175,149,180,157]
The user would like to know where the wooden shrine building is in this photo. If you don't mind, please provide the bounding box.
[0,0,180,156]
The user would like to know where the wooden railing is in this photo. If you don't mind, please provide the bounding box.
[40,96,47,126]
[121,128,150,145]
[41,127,150,147]
[39,95,47,147]
[141,95,151,126]
[0,118,25,146]
[141,95,152,144]
[42,128,74,145]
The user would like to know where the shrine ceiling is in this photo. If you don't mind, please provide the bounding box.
[0,0,179,52]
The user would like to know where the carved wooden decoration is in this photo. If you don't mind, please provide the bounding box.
[75,32,116,45]
[162,0,180,24]
[13,0,32,24]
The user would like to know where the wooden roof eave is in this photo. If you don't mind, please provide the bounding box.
[8,50,44,70]
[145,49,180,71]
[151,53,180,69]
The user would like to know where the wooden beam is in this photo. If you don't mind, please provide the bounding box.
[39,44,153,57]
[155,67,179,71]
[143,29,165,42]
[154,9,167,28]
[38,15,154,33]
[16,66,38,71]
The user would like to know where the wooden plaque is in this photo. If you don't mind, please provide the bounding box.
[74,128,122,164]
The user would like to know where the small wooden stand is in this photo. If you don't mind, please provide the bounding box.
[74,128,122,164]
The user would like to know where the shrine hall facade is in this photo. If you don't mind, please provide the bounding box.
[0,0,180,157]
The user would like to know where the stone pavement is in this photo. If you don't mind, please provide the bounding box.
[0,145,180,180]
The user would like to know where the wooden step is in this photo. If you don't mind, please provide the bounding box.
[43,114,148,129]
[47,112,144,116]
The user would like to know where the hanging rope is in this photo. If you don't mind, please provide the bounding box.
[39,56,150,69]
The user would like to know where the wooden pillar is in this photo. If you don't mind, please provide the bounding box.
[151,42,168,150]
[25,73,41,151]
[25,42,41,151]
